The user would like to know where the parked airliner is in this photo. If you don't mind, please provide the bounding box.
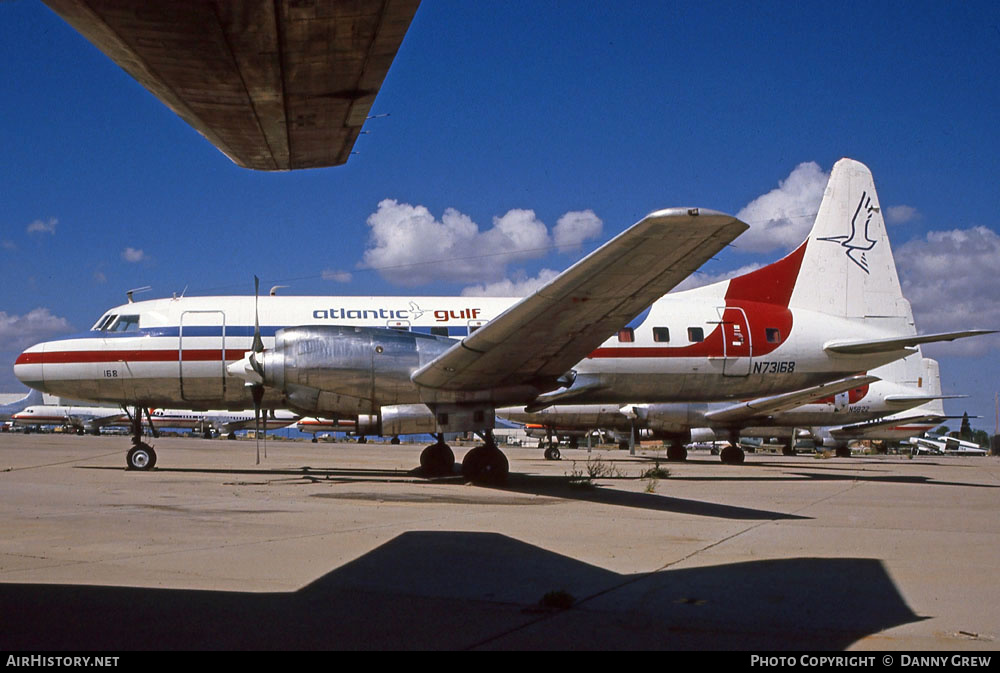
[12,404,127,435]
[14,159,992,481]
[520,351,951,462]
[0,388,43,421]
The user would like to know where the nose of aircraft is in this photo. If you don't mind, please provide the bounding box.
[13,340,46,390]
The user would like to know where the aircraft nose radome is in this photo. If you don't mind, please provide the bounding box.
[13,341,46,388]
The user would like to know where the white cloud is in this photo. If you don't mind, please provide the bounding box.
[2,240,16,251]
[360,199,591,286]
[0,308,73,352]
[670,263,764,293]
[553,210,603,252]
[461,268,561,297]
[886,205,919,224]
[121,247,145,263]
[322,269,352,283]
[896,226,1000,356]
[734,162,828,253]
[26,217,57,235]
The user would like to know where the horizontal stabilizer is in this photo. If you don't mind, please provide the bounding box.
[829,413,946,436]
[704,375,879,424]
[824,330,997,355]
[884,394,967,407]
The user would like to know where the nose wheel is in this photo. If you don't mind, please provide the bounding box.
[123,403,157,470]
[126,443,157,470]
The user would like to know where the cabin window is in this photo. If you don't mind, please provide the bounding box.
[430,326,449,337]
[652,327,670,343]
[617,327,635,343]
[687,327,704,343]
[108,315,140,332]
[766,328,781,344]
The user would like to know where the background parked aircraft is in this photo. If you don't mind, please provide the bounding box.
[909,434,988,456]
[12,404,127,435]
[0,389,43,421]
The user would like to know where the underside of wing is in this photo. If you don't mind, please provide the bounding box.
[411,208,748,396]
[704,374,879,425]
[43,0,420,170]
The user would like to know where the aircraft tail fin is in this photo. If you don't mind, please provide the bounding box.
[919,357,946,417]
[721,158,912,330]
[0,388,43,418]
[788,158,910,321]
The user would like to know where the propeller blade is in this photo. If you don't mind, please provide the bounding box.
[252,275,264,355]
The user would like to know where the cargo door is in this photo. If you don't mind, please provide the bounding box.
[179,310,226,402]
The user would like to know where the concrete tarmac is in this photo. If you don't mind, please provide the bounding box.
[1,434,998,651]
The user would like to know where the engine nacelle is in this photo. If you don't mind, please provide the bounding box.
[259,326,453,416]
[357,403,496,436]
[637,403,704,434]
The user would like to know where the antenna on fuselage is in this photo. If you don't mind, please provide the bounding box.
[126,286,151,303]
[269,285,287,296]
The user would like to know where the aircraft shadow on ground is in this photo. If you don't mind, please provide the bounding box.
[76,465,807,521]
[0,531,923,650]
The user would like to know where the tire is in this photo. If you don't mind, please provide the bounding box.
[126,444,156,470]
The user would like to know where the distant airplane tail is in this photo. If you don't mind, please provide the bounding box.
[0,388,44,419]
[918,357,946,417]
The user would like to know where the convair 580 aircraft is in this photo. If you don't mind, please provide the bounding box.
[14,159,991,481]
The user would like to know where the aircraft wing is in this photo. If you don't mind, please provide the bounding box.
[824,330,996,355]
[703,374,880,425]
[43,0,420,170]
[411,208,748,394]
[70,411,127,429]
[828,413,946,437]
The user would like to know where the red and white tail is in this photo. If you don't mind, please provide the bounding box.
[788,158,911,322]
[718,158,915,336]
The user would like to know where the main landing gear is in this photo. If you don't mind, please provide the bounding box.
[420,434,455,475]
[461,431,509,484]
[720,430,745,465]
[418,432,510,484]
[124,404,157,470]
[542,429,561,461]
[665,433,688,462]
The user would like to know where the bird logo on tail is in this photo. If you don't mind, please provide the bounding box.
[818,192,880,273]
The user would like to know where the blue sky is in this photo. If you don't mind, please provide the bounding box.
[2,1,999,431]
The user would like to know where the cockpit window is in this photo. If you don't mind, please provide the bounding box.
[107,315,140,332]
[92,314,116,331]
